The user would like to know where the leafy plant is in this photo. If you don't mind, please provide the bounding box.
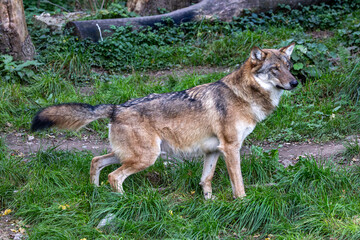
[84,2,138,20]
[0,55,42,83]
[336,9,360,48]
[281,39,336,79]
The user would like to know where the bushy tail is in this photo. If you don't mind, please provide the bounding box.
[31,103,115,131]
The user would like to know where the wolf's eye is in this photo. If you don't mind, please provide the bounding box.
[270,66,279,72]
[284,62,291,69]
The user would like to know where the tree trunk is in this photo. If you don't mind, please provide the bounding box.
[65,0,332,42]
[0,0,35,61]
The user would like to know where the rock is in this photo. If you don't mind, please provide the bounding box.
[281,159,293,168]
[97,213,116,229]
[33,12,89,32]
[345,135,360,143]
[13,233,23,240]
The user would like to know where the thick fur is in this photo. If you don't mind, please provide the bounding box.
[32,43,298,199]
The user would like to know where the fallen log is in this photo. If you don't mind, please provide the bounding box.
[64,0,332,42]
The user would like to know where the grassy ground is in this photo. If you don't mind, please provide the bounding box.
[1,143,360,239]
[1,0,360,239]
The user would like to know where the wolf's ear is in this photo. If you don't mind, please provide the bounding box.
[280,43,295,57]
[250,47,265,61]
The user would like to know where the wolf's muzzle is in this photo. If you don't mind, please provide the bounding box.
[290,80,298,88]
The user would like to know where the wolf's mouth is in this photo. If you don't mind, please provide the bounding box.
[276,82,298,91]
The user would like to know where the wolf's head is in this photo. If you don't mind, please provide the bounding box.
[250,43,298,91]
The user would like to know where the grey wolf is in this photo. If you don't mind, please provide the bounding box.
[31,43,298,199]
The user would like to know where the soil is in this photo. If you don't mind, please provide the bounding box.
[2,131,111,158]
[0,214,27,240]
[143,66,233,78]
[307,30,334,39]
[2,131,359,166]
[91,65,233,79]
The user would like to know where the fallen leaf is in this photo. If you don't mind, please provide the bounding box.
[46,134,55,139]
[59,204,69,210]
[2,209,12,216]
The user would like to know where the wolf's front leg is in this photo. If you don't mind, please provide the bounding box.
[200,152,220,200]
[222,145,246,198]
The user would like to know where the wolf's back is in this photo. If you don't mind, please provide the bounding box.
[31,103,114,131]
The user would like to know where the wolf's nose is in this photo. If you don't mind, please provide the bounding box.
[290,80,298,88]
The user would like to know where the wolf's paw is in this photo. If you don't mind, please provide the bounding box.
[204,192,216,200]
[91,181,100,187]
[233,193,246,199]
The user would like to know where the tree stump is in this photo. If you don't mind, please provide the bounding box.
[0,0,35,61]
[65,0,332,42]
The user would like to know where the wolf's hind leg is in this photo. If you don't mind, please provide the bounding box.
[107,124,161,194]
[200,152,220,200]
[90,152,119,186]
[107,153,159,194]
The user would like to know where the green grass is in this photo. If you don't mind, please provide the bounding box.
[342,138,360,162]
[1,141,360,239]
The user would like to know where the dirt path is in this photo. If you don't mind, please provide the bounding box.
[2,132,111,157]
[2,132,359,167]
[0,214,27,240]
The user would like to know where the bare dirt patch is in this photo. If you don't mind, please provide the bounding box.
[1,131,111,158]
[2,131,359,167]
[91,65,233,79]
[253,139,357,167]
[143,66,233,79]
[0,214,27,240]
[307,30,334,39]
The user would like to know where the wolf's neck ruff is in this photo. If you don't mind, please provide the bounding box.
[221,64,279,123]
